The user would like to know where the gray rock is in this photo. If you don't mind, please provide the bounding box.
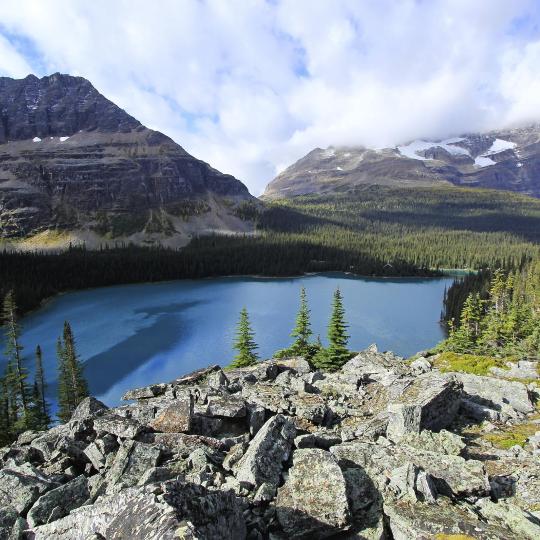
[205,395,246,418]
[150,396,193,433]
[30,480,246,540]
[246,404,266,436]
[400,429,465,455]
[70,397,108,422]
[0,506,20,540]
[294,432,342,449]
[490,360,539,380]
[93,414,144,439]
[457,373,534,416]
[386,372,462,439]
[0,463,57,514]
[235,414,296,489]
[122,383,168,401]
[27,475,90,527]
[276,448,351,538]
[409,357,432,374]
[223,443,246,472]
[105,441,162,493]
[476,498,540,539]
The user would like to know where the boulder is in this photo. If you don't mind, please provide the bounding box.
[276,448,351,538]
[294,432,342,449]
[205,395,246,418]
[409,357,432,374]
[384,496,517,540]
[235,414,295,489]
[122,383,168,401]
[386,372,462,439]
[476,498,540,539]
[399,429,465,455]
[70,396,108,422]
[0,463,57,514]
[0,506,21,540]
[342,347,409,385]
[149,396,193,433]
[27,475,90,527]
[105,441,162,493]
[173,364,222,386]
[93,414,144,439]
[291,393,330,425]
[457,373,534,416]
[29,480,246,540]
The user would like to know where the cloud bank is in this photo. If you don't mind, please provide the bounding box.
[1,0,540,194]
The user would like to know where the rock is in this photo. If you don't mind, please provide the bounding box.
[223,443,246,472]
[457,373,534,416]
[0,463,57,514]
[272,357,313,375]
[476,498,540,539]
[205,395,246,418]
[83,433,118,471]
[16,431,43,446]
[0,506,20,539]
[253,482,276,504]
[246,404,266,437]
[137,467,177,486]
[461,397,503,422]
[294,432,342,449]
[292,393,331,425]
[490,360,539,380]
[206,369,229,389]
[122,383,168,401]
[384,496,516,539]
[276,448,351,538]
[93,414,144,439]
[342,348,409,385]
[409,357,432,374]
[174,365,222,386]
[235,414,296,489]
[386,372,462,439]
[70,397,108,422]
[105,441,162,493]
[400,429,465,455]
[27,475,90,527]
[29,480,246,540]
[150,396,194,433]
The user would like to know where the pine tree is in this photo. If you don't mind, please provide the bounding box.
[229,308,259,368]
[56,322,89,423]
[313,288,351,371]
[32,345,50,430]
[0,377,11,446]
[57,337,73,423]
[2,291,29,417]
[290,287,312,356]
[63,322,89,405]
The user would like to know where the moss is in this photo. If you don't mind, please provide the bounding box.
[433,352,511,376]
[484,422,538,449]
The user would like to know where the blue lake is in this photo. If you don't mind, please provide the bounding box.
[2,273,454,407]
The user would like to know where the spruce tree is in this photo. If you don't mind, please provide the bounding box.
[314,288,351,371]
[229,308,259,368]
[32,345,50,430]
[2,291,29,417]
[56,322,89,422]
[290,287,313,356]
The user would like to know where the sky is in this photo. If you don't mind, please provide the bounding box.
[1,1,540,195]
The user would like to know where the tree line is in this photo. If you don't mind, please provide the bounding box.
[1,292,89,446]
[438,261,540,357]
[229,287,353,372]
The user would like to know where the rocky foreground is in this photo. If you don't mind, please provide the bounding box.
[1,346,540,539]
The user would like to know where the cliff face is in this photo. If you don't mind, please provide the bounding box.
[1,346,539,539]
[264,125,540,199]
[0,74,254,247]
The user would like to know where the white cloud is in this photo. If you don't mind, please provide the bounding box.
[0,0,540,194]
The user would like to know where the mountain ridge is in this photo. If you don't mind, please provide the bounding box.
[263,124,540,199]
[0,73,254,249]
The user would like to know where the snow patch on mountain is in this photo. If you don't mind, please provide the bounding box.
[397,138,469,160]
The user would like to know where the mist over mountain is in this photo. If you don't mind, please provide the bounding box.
[264,125,540,199]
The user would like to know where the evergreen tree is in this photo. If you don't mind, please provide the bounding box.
[32,345,50,430]
[229,308,259,368]
[56,322,89,423]
[57,337,73,423]
[2,291,29,417]
[290,287,313,356]
[313,288,351,371]
[0,377,11,446]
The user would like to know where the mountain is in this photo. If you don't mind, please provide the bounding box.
[263,125,540,199]
[0,73,254,249]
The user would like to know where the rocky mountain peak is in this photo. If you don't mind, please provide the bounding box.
[0,73,141,143]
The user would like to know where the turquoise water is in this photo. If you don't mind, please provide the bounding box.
[2,273,453,407]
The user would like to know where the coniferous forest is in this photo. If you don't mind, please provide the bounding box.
[2,185,540,316]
